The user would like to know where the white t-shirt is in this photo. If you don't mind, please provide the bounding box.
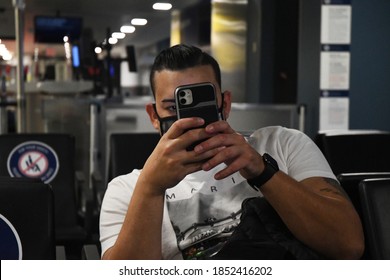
[99,126,335,259]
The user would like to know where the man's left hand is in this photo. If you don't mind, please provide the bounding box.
[193,120,265,180]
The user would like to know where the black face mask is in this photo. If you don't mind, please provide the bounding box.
[152,103,177,135]
[153,93,225,136]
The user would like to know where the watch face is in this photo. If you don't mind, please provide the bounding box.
[247,153,279,190]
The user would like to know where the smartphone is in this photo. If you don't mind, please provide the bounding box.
[175,82,220,150]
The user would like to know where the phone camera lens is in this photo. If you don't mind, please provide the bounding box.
[179,91,186,97]
[180,98,186,105]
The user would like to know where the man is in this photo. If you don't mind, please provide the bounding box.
[100,44,364,260]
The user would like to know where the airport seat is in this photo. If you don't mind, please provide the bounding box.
[89,133,159,226]
[359,178,390,259]
[337,172,390,217]
[108,133,160,182]
[0,177,56,259]
[337,172,390,259]
[315,130,390,175]
[0,133,87,258]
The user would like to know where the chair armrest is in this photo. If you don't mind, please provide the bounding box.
[91,170,105,210]
[56,245,67,260]
[82,244,101,260]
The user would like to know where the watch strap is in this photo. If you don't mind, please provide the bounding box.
[247,153,279,191]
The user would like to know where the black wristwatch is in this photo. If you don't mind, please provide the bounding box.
[247,153,279,191]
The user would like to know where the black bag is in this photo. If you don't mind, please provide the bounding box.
[211,197,324,260]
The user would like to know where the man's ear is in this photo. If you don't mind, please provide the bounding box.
[145,103,160,131]
[221,90,232,120]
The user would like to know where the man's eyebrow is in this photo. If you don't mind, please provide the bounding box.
[161,98,175,103]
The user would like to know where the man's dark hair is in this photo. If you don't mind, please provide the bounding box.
[149,44,221,97]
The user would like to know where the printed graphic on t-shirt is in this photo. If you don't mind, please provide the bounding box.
[166,178,257,259]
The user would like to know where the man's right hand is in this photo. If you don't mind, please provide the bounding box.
[138,117,221,196]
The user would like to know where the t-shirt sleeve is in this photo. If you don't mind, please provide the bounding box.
[282,128,336,182]
[250,127,336,182]
[99,173,137,257]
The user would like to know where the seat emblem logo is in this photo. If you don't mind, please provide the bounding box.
[7,141,59,183]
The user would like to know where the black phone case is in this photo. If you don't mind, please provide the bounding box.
[175,82,219,150]
[175,82,219,126]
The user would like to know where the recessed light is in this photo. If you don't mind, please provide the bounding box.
[112,32,126,39]
[108,37,118,45]
[120,25,136,33]
[153,3,172,11]
[131,18,148,26]
[95,47,102,54]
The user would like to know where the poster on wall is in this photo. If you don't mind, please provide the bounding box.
[319,92,349,131]
[321,4,352,45]
[319,0,352,132]
[320,51,350,90]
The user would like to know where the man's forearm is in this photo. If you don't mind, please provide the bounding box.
[260,173,364,259]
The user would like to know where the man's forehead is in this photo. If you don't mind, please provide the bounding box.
[154,66,218,99]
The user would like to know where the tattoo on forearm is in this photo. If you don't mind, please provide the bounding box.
[320,178,349,198]
[320,187,343,196]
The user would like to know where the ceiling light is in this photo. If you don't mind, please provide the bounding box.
[153,3,172,10]
[0,44,12,61]
[2,52,12,61]
[120,25,136,33]
[0,44,9,57]
[108,37,118,45]
[131,18,148,26]
[112,32,126,39]
[94,47,102,54]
